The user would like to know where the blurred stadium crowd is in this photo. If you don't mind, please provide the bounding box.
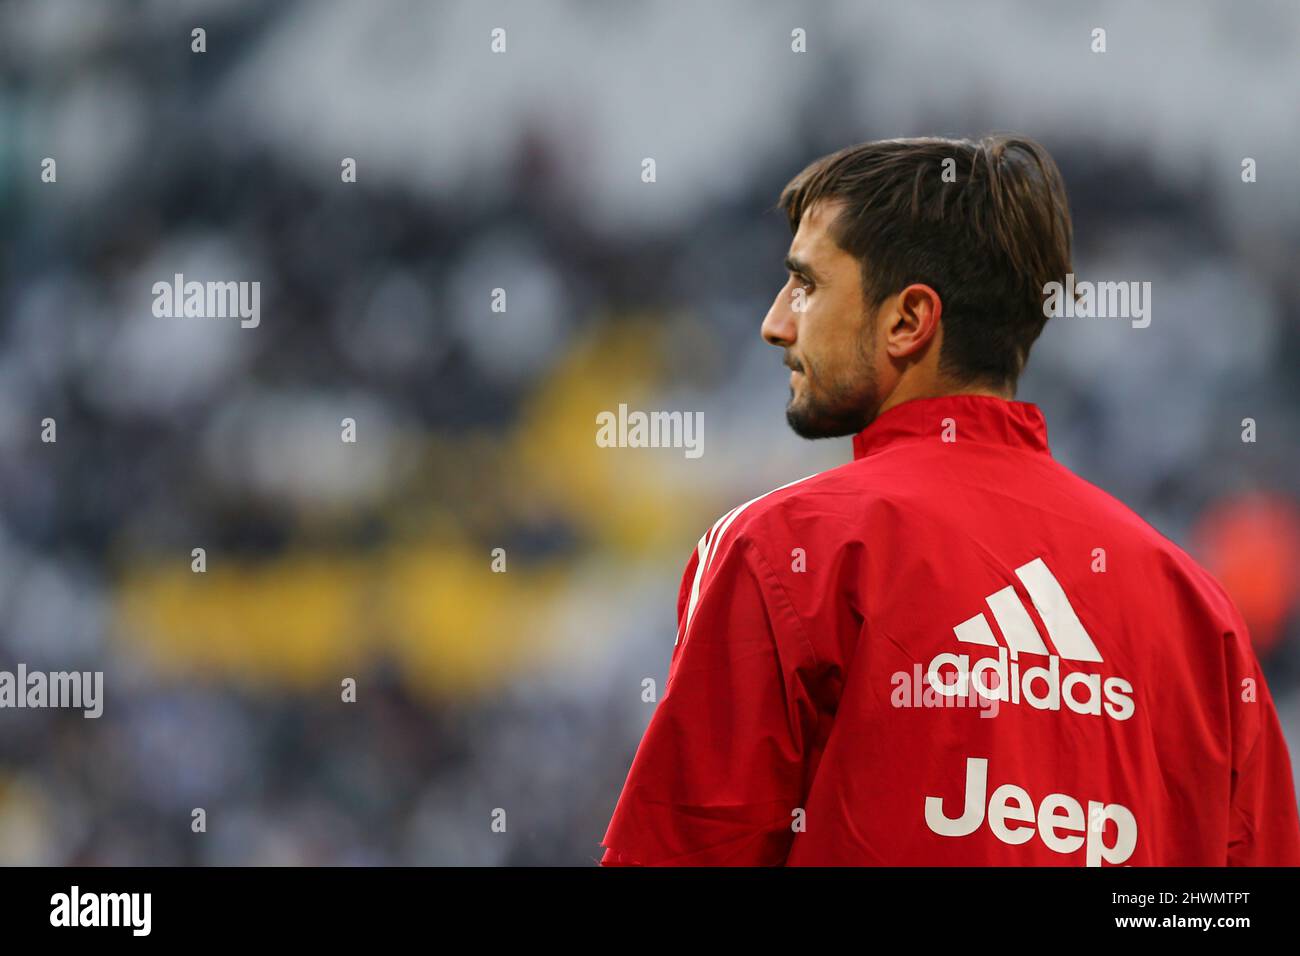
[0,1,1298,863]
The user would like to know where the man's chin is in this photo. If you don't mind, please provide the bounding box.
[785,398,869,440]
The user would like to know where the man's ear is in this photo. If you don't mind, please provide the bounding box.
[884,283,942,359]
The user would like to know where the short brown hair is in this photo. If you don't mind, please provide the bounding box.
[777,134,1073,390]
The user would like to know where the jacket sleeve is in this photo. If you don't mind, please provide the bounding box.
[600,533,825,866]
[1224,611,1300,866]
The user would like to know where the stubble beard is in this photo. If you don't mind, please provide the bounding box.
[784,339,880,439]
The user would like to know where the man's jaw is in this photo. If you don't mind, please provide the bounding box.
[783,369,881,440]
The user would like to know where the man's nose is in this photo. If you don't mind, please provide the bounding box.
[761,286,797,347]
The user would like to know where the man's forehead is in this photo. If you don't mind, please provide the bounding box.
[789,198,849,261]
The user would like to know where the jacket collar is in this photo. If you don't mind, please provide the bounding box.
[851,394,1051,460]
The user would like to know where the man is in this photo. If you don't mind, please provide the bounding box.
[600,134,1300,866]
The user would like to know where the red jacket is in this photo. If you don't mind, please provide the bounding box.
[601,395,1300,865]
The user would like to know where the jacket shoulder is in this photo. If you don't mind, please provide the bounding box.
[693,461,869,559]
[1044,460,1245,629]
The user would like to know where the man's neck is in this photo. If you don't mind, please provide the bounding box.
[876,379,1012,419]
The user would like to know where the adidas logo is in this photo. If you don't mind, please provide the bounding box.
[925,557,1135,721]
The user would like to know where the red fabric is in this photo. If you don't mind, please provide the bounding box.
[600,395,1300,866]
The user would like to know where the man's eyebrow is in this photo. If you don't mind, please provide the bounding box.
[784,255,822,283]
